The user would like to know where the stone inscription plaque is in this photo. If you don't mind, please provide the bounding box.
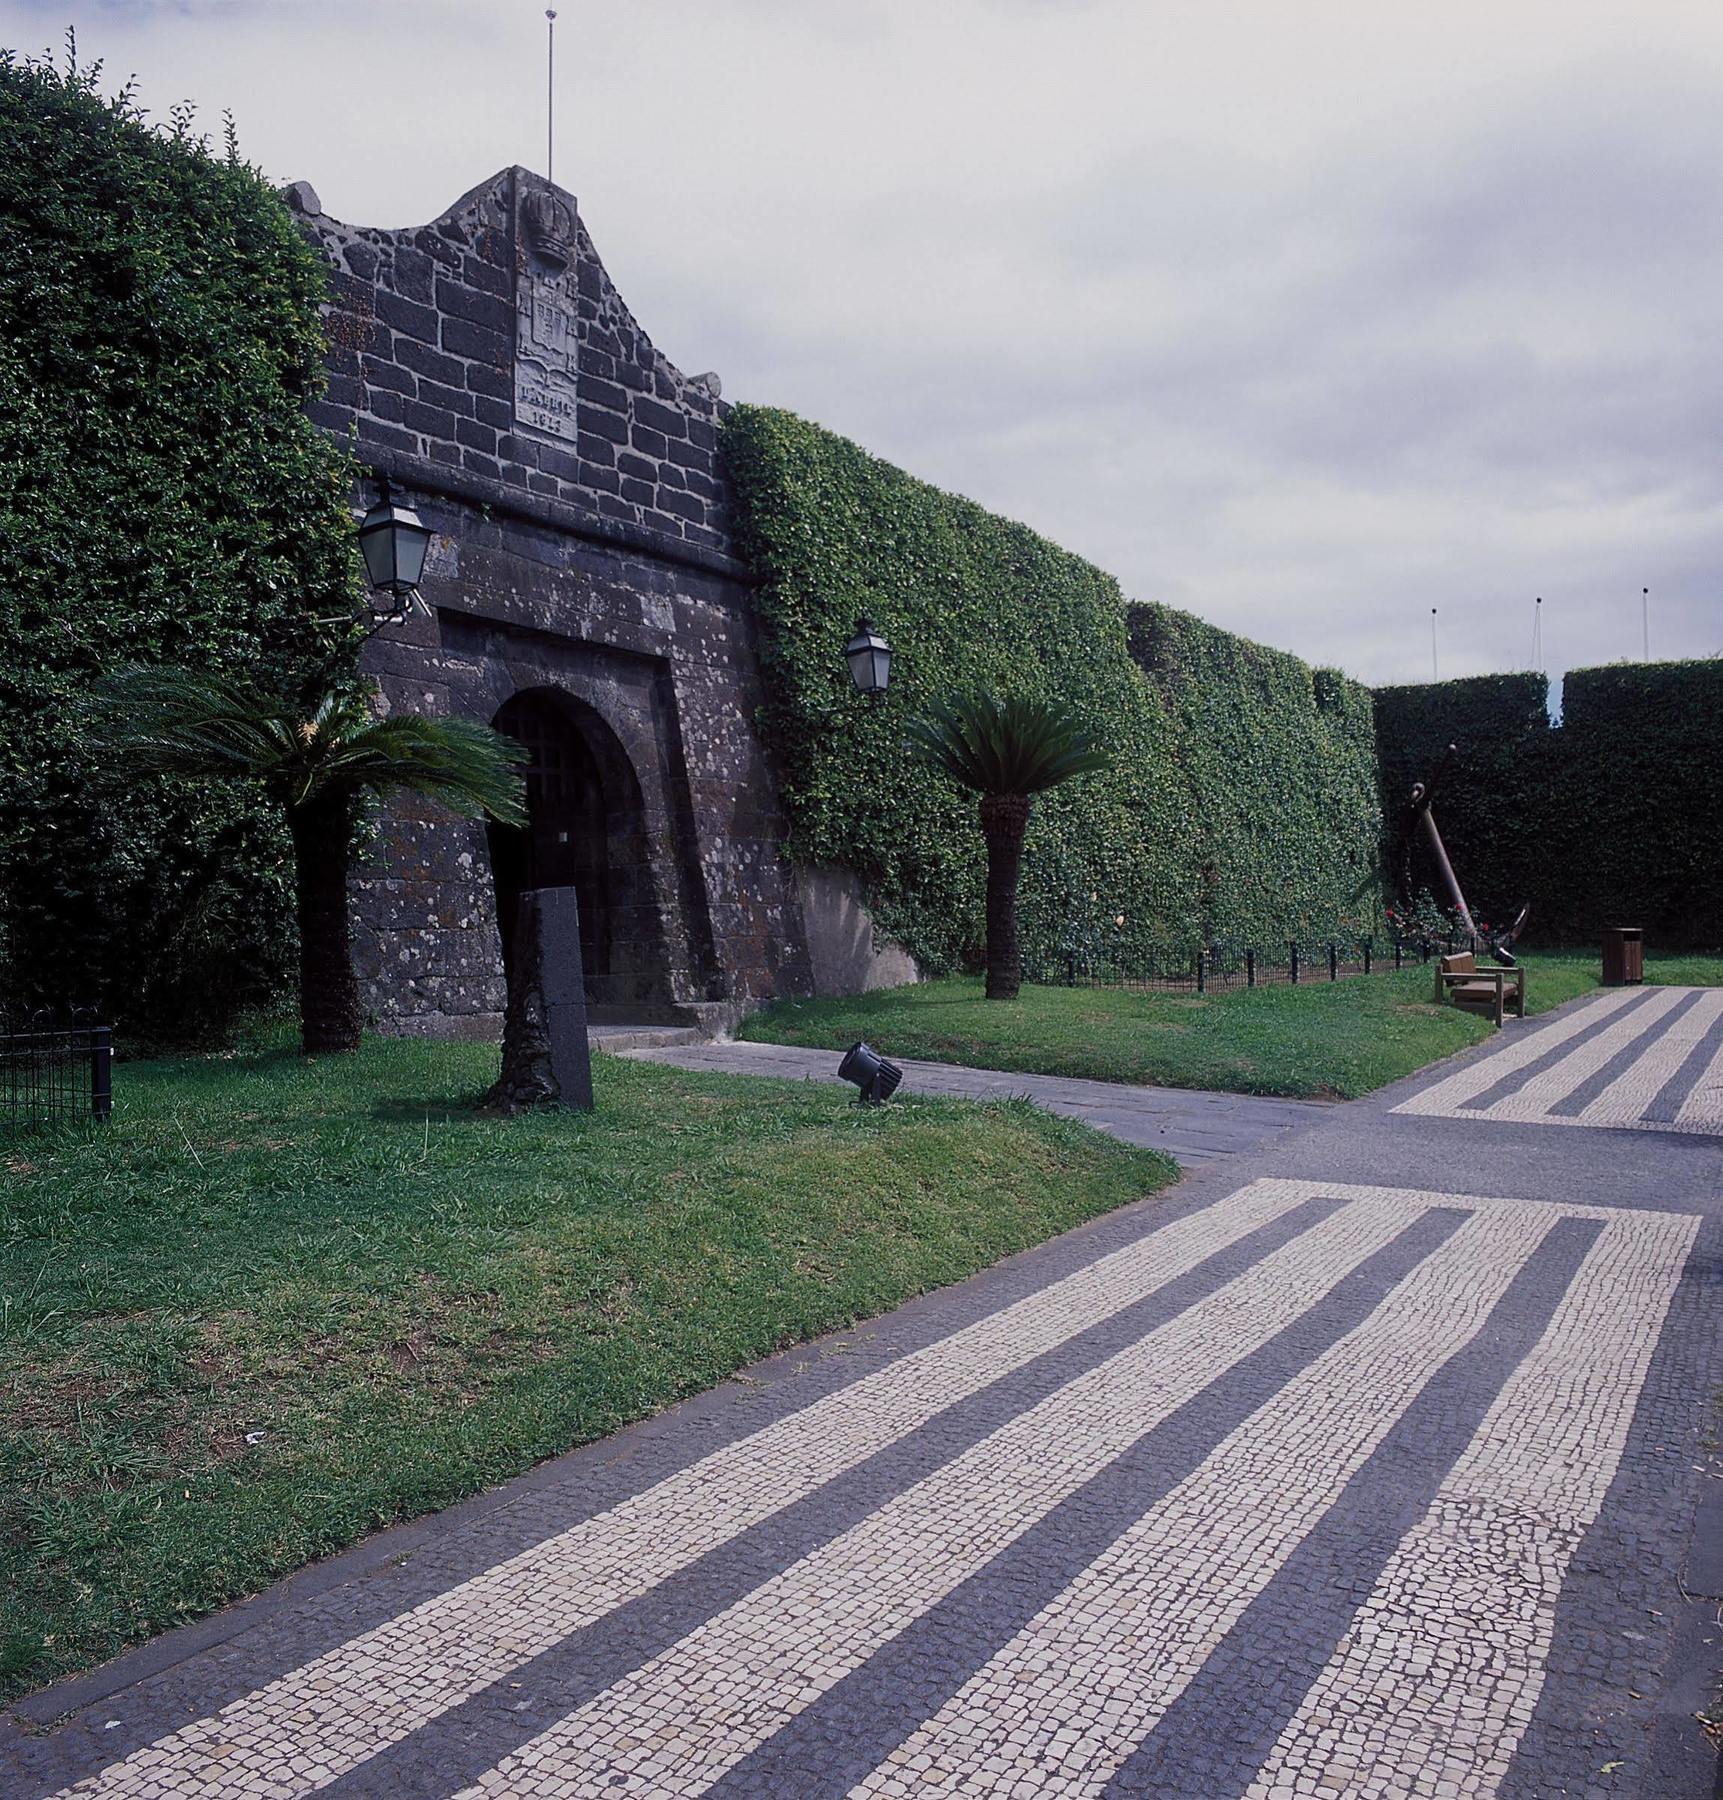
[515,189,579,444]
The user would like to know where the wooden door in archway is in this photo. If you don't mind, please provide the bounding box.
[489,690,610,998]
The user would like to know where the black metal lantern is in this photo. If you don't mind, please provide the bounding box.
[357,479,432,623]
[844,616,892,696]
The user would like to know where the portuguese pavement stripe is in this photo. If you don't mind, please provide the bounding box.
[1673,1036,1723,1130]
[313,1195,1347,1800]
[1547,987,1707,1115]
[445,1199,1438,1798]
[699,1205,1472,1800]
[1475,985,1688,1123]
[41,1180,1310,1800]
[1097,1213,1608,1800]
[1641,990,1723,1124]
[1238,1205,1697,1800]
[843,1205,1565,1800]
[1395,986,1723,1137]
[1392,987,1640,1118]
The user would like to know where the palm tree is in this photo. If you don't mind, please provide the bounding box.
[85,667,526,1053]
[907,688,1111,1001]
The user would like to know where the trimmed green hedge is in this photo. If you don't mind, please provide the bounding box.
[1374,661,1722,947]
[722,405,1382,973]
[0,49,360,1039]
[1373,672,1552,938]
[1550,662,1722,944]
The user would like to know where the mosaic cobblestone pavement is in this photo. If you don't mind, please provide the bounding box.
[1394,984,1723,1135]
[7,995,1720,1800]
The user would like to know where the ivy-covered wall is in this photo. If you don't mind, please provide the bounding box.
[0,49,360,1038]
[1374,660,1722,947]
[1125,604,1382,950]
[722,405,1382,973]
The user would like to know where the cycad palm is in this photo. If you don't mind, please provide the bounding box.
[85,667,526,1053]
[906,689,1111,1000]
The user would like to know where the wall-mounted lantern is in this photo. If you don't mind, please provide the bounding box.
[357,478,433,627]
[844,617,892,697]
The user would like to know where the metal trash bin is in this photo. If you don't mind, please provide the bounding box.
[1601,926,1644,987]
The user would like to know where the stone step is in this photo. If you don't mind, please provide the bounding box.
[588,1023,707,1054]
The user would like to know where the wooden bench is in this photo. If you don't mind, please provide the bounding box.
[1434,952,1526,1028]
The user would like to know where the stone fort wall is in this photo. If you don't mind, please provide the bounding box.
[291,166,852,1036]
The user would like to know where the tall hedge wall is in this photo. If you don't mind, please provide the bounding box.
[1372,672,1552,937]
[0,50,360,1038]
[1555,663,1722,944]
[1374,660,1722,946]
[722,405,1382,972]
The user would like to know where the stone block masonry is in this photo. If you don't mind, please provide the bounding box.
[297,170,731,556]
[288,168,817,1035]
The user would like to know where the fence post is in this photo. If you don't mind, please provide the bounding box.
[1196,948,1206,994]
[1328,942,1338,982]
[1394,940,1402,971]
[1246,947,1256,988]
[1290,941,1300,985]
[1064,952,1077,987]
[90,1025,113,1123]
[1363,938,1372,976]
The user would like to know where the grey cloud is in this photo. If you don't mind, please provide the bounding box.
[9,0,1718,688]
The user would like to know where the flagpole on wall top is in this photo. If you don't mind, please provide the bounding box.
[546,9,558,186]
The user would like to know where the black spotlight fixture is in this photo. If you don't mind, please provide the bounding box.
[838,1040,903,1106]
[843,616,892,697]
[357,477,434,627]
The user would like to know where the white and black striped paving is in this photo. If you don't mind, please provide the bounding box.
[1395,985,1723,1135]
[5,989,1719,1800]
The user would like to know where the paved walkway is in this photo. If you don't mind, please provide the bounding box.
[5,990,1720,1799]
[625,1038,1331,1164]
[1393,982,1723,1135]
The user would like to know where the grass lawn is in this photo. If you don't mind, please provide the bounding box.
[741,952,1723,1101]
[0,1036,1175,1701]
[1532,948,1723,990]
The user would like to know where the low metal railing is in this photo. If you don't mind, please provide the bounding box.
[1024,932,1483,996]
[1,1012,113,1133]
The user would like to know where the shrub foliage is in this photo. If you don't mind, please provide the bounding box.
[1373,672,1551,939]
[1124,604,1383,951]
[722,405,1383,973]
[0,45,361,1038]
[1374,660,1722,947]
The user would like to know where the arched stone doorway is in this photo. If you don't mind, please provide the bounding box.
[487,688,671,1014]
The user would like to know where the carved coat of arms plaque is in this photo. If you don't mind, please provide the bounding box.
[515,188,579,444]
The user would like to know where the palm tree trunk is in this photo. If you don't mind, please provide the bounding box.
[287,791,361,1054]
[978,792,1031,1001]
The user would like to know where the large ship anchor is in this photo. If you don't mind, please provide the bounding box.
[1402,744,1529,964]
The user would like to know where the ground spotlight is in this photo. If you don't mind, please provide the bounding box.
[838,1040,903,1106]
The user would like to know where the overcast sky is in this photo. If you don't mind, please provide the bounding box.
[9,0,1722,694]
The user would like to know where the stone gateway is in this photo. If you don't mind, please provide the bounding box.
[292,167,901,1038]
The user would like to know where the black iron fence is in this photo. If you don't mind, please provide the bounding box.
[1,1012,113,1134]
[1025,932,1488,997]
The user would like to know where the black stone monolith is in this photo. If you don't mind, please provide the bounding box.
[482,887,593,1113]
